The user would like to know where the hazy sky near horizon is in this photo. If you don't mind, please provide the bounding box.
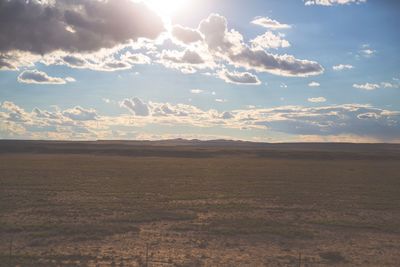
[0,0,399,142]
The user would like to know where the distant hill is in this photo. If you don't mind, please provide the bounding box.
[1,139,400,160]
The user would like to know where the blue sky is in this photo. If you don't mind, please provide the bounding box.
[0,0,399,142]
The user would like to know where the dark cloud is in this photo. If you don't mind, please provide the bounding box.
[0,0,164,54]
[62,55,87,67]
[120,97,150,116]
[17,69,69,84]
[162,49,205,65]
[221,111,234,120]
[218,70,261,85]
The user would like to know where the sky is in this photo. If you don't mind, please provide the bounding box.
[0,0,399,142]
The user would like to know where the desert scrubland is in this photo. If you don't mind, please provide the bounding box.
[0,140,399,266]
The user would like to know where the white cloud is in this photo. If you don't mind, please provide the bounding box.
[171,25,203,45]
[332,64,354,71]
[357,112,380,120]
[353,83,380,90]
[305,0,366,6]
[17,70,72,85]
[251,17,291,30]
[308,81,320,87]
[381,82,393,88]
[102,98,112,104]
[62,107,98,121]
[308,97,327,103]
[250,32,290,50]
[380,82,399,89]
[359,45,376,58]
[0,51,40,71]
[65,77,76,83]
[2,101,400,142]
[41,49,151,72]
[353,81,399,90]
[191,89,204,94]
[361,49,376,56]
[199,14,323,77]
[217,70,261,85]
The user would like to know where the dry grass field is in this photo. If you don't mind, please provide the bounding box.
[1,140,400,266]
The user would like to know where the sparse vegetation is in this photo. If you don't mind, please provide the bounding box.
[1,141,400,266]
[319,251,346,264]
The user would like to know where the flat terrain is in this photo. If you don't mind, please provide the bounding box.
[1,140,400,266]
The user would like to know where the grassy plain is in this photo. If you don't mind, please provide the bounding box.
[0,140,399,266]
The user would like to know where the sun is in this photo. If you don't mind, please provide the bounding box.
[144,0,187,19]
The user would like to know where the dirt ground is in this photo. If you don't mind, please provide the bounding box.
[0,141,399,266]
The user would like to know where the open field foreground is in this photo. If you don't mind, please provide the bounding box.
[1,140,400,266]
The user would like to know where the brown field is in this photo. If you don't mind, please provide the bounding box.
[1,140,400,266]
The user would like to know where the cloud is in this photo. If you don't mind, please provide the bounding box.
[2,101,400,142]
[304,0,367,6]
[161,49,205,65]
[190,89,204,94]
[17,70,72,85]
[158,49,214,74]
[357,112,380,120]
[171,25,203,44]
[358,45,376,58]
[221,111,235,120]
[308,97,327,103]
[333,64,354,71]
[229,49,324,77]
[217,69,261,85]
[41,49,151,72]
[102,61,131,72]
[251,17,291,30]
[65,77,76,83]
[121,52,151,65]
[353,81,399,90]
[308,81,320,87]
[353,83,380,90]
[1,101,30,123]
[360,49,376,57]
[251,104,400,140]
[0,0,164,55]
[62,107,98,121]
[0,51,41,71]
[380,82,399,89]
[280,83,288,88]
[2,11,323,82]
[199,14,324,77]
[120,97,150,116]
[250,32,290,50]
[0,101,102,139]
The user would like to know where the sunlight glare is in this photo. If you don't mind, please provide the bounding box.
[145,0,187,19]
